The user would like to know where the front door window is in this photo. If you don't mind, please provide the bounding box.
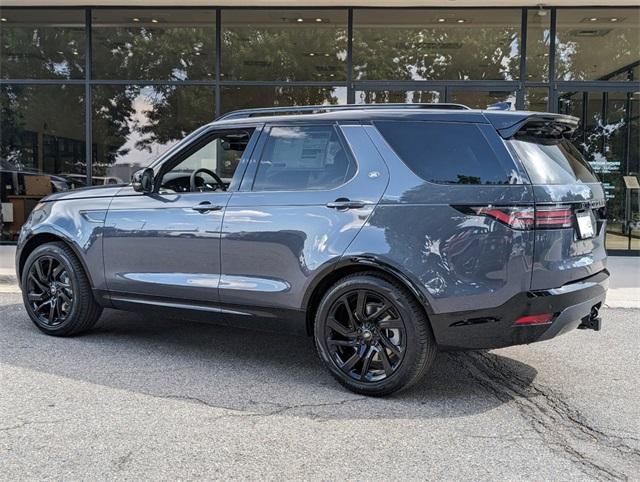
[159,129,254,193]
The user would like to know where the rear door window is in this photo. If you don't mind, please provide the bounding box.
[375,120,517,185]
[252,125,356,191]
[506,137,599,184]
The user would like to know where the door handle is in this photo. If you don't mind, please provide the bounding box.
[326,199,366,210]
[191,202,223,213]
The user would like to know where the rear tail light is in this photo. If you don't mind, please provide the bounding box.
[455,205,575,230]
[514,313,554,325]
[534,207,574,229]
[469,206,534,230]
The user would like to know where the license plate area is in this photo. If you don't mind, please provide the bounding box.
[576,210,595,240]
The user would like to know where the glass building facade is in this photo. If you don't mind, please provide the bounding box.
[0,6,638,252]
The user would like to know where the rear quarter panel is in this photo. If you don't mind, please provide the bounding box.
[348,123,536,315]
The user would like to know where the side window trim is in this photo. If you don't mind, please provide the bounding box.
[247,123,358,193]
[153,123,263,194]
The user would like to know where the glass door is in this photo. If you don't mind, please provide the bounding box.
[558,90,640,252]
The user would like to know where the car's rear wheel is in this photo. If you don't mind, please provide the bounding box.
[314,272,437,396]
[22,242,102,336]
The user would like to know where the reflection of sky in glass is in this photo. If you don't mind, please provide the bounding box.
[114,86,178,167]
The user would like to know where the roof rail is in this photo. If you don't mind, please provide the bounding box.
[217,103,470,121]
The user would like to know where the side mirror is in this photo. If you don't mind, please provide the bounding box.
[132,168,154,193]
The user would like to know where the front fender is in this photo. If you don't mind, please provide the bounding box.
[16,199,110,294]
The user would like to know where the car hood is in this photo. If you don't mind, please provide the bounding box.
[43,184,127,202]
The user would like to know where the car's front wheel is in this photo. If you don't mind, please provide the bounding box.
[314,272,437,396]
[21,242,102,336]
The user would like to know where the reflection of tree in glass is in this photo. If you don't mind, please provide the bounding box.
[0,20,84,79]
[1,85,84,172]
[222,25,347,81]
[222,86,344,114]
[353,26,520,81]
[357,90,440,104]
[136,86,214,151]
[92,85,215,176]
[555,21,639,81]
[92,23,215,80]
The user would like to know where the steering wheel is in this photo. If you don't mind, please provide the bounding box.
[189,168,225,192]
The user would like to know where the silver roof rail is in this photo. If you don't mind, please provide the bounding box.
[217,103,471,121]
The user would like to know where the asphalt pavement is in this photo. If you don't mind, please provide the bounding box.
[1,292,639,480]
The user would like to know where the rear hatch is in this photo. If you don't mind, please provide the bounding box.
[498,114,607,289]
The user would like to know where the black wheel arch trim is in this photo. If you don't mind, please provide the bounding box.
[17,228,96,292]
[303,255,434,336]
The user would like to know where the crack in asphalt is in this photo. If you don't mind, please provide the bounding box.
[0,418,71,433]
[144,392,367,420]
[449,351,639,481]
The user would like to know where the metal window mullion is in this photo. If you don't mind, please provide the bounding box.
[85,7,92,187]
[517,7,527,110]
[215,8,221,119]
[548,8,557,113]
[347,7,354,104]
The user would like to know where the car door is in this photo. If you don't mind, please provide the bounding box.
[103,126,260,307]
[219,123,390,330]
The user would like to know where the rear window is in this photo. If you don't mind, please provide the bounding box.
[507,137,599,184]
[375,121,516,185]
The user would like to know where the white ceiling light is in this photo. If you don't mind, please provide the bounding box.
[437,18,446,23]
[296,18,304,23]
[1,17,7,22]
[315,18,322,23]
[151,18,159,23]
[132,18,140,22]
[457,19,465,23]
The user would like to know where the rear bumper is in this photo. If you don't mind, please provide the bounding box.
[431,269,609,350]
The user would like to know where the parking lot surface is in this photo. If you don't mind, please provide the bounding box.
[1,292,639,480]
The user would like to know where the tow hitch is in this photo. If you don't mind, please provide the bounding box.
[578,303,602,331]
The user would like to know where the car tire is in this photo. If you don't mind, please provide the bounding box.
[314,272,437,396]
[21,242,102,336]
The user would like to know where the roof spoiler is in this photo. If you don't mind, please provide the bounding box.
[493,113,580,139]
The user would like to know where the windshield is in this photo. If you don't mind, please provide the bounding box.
[507,137,599,185]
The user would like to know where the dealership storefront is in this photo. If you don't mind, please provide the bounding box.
[0,2,638,252]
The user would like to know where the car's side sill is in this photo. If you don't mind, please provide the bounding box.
[105,292,308,336]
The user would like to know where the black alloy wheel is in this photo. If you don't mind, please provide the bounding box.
[315,272,437,396]
[22,242,103,336]
[324,289,407,382]
[26,255,74,327]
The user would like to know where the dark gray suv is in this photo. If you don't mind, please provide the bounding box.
[15,104,609,396]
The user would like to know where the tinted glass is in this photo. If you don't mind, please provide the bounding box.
[375,121,515,185]
[524,88,549,112]
[558,90,640,251]
[221,9,347,81]
[448,91,517,110]
[507,138,598,185]
[556,8,639,81]
[253,126,355,191]
[221,86,347,113]
[92,85,214,184]
[353,9,521,81]
[0,9,85,79]
[525,8,551,82]
[1,84,85,241]
[92,9,216,80]
[355,90,441,104]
